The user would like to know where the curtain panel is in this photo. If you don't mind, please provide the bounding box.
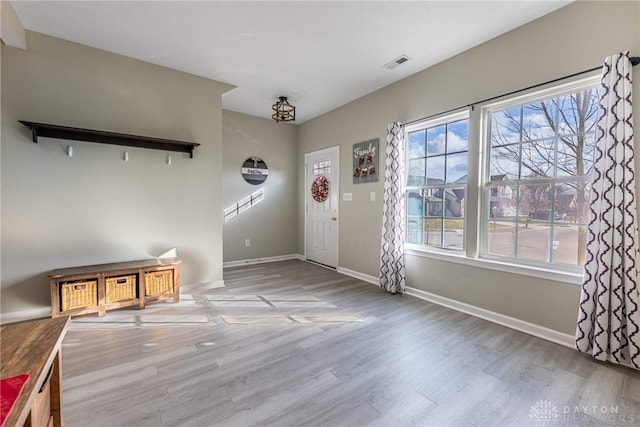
[379,122,406,294]
[575,51,640,369]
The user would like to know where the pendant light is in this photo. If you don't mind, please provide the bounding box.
[272,96,295,122]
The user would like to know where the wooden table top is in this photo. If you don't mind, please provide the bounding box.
[0,316,70,427]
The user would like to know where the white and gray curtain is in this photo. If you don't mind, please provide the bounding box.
[379,122,406,294]
[575,51,640,369]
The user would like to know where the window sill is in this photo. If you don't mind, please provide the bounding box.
[404,244,583,285]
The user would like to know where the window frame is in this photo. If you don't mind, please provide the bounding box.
[403,75,600,285]
[479,76,599,275]
[404,110,470,253]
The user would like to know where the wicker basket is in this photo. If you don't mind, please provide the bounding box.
[144,270,173,296]
[61,280,98,311]
[105,274,137,303]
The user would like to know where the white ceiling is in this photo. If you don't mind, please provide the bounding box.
[10,1,571,124]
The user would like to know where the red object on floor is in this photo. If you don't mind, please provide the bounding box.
[0,374,29,427]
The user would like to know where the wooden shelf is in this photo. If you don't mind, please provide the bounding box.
[19,120,200,158]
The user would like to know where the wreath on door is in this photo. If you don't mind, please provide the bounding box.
[311,175,329,203]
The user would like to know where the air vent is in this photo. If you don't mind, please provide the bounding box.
[384,55,411,70]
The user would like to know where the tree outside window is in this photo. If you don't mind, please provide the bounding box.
[485,85,598,267]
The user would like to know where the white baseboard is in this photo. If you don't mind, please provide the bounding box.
[336,266,379,285]
[223,254,303,269]
[404,286,575,348]
[0,307,51,325]
[336,266,574,348]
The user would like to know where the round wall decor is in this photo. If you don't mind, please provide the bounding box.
[311,175,329,202]
[241,157,269,185]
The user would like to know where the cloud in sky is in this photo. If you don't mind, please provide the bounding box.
[408,120,469,184]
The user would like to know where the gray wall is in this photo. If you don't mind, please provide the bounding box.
[2,2,639,335]
[297,1,640,335]
[1,32,232,315]
[222,111,298,262]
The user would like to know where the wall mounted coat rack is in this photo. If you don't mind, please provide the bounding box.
[19,120,200,158]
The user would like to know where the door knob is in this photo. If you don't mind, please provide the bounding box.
[331,217,337,221]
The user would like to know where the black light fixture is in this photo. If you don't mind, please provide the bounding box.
[272,96,295,122]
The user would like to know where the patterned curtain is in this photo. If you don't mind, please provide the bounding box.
[379,122,406,294]
[575,52,640,369]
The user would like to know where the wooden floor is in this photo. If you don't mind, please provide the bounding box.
[61,260,640,426]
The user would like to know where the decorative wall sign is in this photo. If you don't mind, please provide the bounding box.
[353,138,379,184]
[241,157,269,185]
[311,176,329,202]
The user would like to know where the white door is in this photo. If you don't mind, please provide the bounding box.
[306,146,339,268]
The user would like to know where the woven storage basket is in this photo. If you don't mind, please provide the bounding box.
[106,274,137,303]
[61,280,98,311]
[144,270,173,296]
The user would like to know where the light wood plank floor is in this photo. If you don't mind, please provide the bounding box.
[61,260,640,426]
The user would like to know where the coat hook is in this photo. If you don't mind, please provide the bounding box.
[123,151,129,162]
[66,145,73,157]
[166,155,172,165]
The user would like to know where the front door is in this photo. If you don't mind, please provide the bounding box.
[305,146,339,268]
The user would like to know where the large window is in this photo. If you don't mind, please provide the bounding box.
[483,83,598,269]
[405,77,599,279]
[406,113,469,250]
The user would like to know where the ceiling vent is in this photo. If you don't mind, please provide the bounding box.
[384,55,411,70]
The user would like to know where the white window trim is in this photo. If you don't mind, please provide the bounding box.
[405,110,470,134]
[404,244,583,285]
[479,75,599,275]
[404,75,600,285]
[479,75,600,116]
[405,110,470,251]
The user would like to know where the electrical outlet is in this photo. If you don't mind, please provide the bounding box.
[245,239,251,247]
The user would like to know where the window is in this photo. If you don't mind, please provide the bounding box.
[313,160,331,175]
[483,82,598,269]
[406,112,469,250]
[404,76,600,280]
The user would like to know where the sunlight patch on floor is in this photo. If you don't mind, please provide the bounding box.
[206,294,334,308]
[221,315,294,324]
[221,314,366,325]
[69,313,214,330]
[290,315,365,324]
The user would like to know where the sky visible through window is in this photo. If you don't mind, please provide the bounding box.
[486,86,599,267]
[408,119,469,186]
[406,118,469,250]
[405,83,599,268]
[489,89,598,180]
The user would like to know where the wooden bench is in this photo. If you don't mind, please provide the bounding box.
[48,258,181,318]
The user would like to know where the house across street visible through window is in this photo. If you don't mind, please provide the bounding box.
[406,112,469,250]
[404,76,600,277]
[483,82,598,268]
